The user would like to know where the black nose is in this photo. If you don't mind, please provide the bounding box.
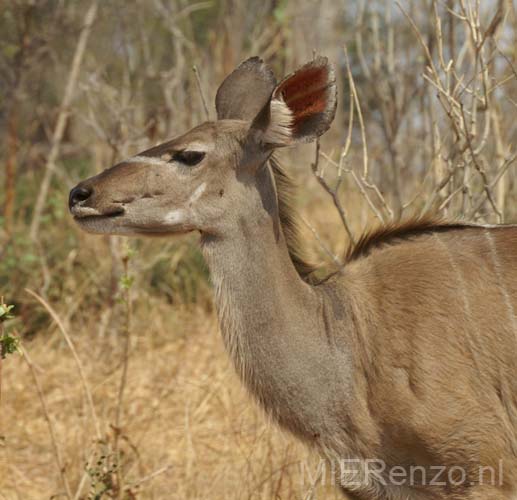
[69,185,92,210]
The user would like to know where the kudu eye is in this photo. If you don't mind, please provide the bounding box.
[172,150,206,166]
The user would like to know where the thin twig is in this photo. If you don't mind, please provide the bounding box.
[311,139,356,245]
[125,464,172,489]
[468,153,517,217]
[25,289,102,440]
[299,215,341,266]
[343,46,369,180]
[114,251,133,498]
[30,0,99,241]
[459,105,501,219]
[193,65,210,120]
[22,346,72,499]
[72,449,96,500]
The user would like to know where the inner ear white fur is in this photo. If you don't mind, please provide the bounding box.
[262,98,293,146]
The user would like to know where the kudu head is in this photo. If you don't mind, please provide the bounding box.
[69,57,337,238]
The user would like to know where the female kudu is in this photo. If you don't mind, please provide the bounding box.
[69,57,517,499]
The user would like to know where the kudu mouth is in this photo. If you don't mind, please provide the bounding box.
[69,182,126,221]
[69,200,128,236]
[69,198,125,220]
[71,206,125,220]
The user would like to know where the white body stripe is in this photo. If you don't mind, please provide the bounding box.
[433,233,483,368]
[484,229,517,340]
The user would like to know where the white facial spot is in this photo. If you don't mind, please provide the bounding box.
[188,182,207,205]
[71,205,101,217]
[160,153,172,162]
[126,155,169,166]
[164,209,187,225]
[186,141,211,152]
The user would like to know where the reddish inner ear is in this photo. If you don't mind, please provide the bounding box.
[274,65,331,135]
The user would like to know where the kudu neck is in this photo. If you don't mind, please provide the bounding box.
[201,164,311,302]
[199,171,352,442]
[199,165,354,442]
[199,165,317,377]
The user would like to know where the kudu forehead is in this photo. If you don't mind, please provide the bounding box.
[136,120,248,159]
[139,122,218,158]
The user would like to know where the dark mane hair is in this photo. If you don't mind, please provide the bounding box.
[345,216,468,262]
[270,163,469,280]
[269,156,318,280]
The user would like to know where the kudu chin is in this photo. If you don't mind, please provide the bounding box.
[70,56,517,499]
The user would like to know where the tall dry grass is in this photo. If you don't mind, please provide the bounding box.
[0,257,341,499]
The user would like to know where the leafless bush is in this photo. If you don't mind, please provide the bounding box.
[311,0,517,261]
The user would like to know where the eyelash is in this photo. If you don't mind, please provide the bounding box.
[171,151,206,166]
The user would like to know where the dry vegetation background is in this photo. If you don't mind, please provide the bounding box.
[2,0,517,499]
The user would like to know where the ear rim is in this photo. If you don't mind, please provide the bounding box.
[265,56,337,145]
[215,57,277,121]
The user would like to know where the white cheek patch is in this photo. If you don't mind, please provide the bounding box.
[188,182,207,205]
[164,209,187,225]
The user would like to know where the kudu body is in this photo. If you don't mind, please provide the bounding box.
[69,57,517,499]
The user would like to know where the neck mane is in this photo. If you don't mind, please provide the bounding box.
[270,157,471,277]
[268,156,318,280]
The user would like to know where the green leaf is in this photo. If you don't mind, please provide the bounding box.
[0,333,21,359]
[273,0,288,23]
[0,304,14,321]
[119,274,134,290]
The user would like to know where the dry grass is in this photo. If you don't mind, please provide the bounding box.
[0,297,341,499]
[0,194,346,499]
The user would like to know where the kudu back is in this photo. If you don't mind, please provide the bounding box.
[70,56,517,499]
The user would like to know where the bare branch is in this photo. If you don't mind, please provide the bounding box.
[193,65,210,121]
[29,1,99,242]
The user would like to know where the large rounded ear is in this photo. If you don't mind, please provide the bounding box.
[215,57,277,121]
[251,56,337,147]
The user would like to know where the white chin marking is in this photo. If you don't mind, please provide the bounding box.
[164,209,187,225]
[71,206,102,217]
[188,182,207,204]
